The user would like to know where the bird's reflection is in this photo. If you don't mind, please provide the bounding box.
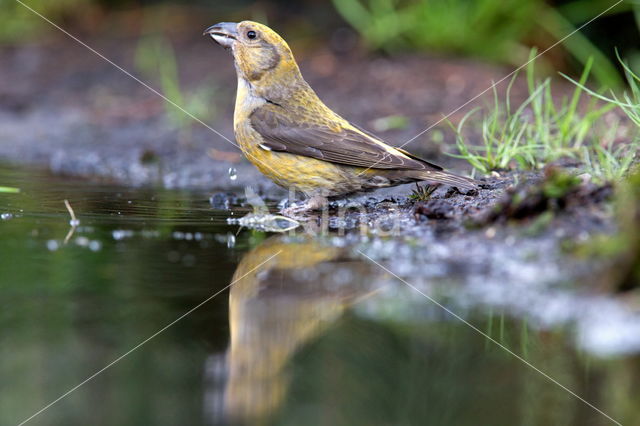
[223,234,375,423]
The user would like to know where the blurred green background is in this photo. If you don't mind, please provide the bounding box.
[2,0,640,87]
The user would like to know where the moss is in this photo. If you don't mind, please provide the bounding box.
[475,168,607,226]
[542,168,581,199]
[611,169,640,290]
[576,168,640,291]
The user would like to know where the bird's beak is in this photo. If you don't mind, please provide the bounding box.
[203,22,238,49]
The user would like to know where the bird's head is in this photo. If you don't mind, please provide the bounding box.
[204,21,302,91]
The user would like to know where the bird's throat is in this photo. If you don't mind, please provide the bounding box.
[234,77,266,129]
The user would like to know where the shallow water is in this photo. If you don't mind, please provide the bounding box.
[0,163,638,426]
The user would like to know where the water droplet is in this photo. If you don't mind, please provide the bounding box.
[226,233,236,248]
[228,167,237,181]
[1,213,13,220]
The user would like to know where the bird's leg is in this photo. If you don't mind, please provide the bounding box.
[281,195,326,217]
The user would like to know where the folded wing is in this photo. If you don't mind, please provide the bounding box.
[249,105,443,171]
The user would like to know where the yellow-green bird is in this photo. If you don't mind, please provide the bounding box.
[204,21,476,214]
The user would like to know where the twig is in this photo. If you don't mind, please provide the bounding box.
[63,199,79,245]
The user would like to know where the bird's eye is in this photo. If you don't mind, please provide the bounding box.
[247,30,257,39]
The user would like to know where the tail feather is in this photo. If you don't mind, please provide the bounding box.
[417,170,477,190]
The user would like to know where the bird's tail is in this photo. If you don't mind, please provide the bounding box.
[417,170,478,190]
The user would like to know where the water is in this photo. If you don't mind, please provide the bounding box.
[0,163,638,426]
[228,167,237,181]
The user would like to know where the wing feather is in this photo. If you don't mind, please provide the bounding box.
[249,106,441,171]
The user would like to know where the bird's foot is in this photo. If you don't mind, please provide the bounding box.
[280,196,326,218]
[281,202,312,217]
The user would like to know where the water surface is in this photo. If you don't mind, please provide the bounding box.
[0,164,637,426]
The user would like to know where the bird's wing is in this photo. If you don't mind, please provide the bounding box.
[249,106,443,171]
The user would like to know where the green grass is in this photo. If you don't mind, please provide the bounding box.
[449,53,639,183]
[564,51,640,128]
[564,51,640,181]
[332,0,631,87]
[448,81,542,173]
[580,139,639,182]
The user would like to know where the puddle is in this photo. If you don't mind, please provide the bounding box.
[0,163,638,425]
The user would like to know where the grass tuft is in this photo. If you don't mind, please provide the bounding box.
[563,50,640,181]
[450,52,637,183]
[564,50,640,128]
[409,183,438,202]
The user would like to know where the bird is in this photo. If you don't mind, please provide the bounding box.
[203,21,477,215]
